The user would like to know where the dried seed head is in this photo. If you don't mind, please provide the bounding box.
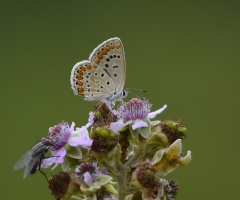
[48,172,70,199]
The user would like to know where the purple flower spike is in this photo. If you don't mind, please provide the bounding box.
[117,98,152,120]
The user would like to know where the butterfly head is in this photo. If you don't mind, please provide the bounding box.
[108,89,128,102]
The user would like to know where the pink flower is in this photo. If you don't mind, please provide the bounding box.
[41,112,94,168]
[110,98,167,133]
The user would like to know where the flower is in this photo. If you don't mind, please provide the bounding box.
[74,162,115,195]
[49,121,74,151]
[41,112,94,168]
[117,98,152,120]
[75,163,104,186]
[110,98,167,133]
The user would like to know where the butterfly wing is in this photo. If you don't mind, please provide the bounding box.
[89,37,126,95]
[70,60,115,101]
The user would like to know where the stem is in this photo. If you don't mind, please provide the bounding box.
[116,164,128,200]
[125,138,147,167]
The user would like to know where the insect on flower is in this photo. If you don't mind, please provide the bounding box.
[13,137,53,181]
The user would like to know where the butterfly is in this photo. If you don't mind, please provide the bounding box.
[70,37,128,104]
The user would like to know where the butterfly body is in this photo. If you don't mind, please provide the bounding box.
[70,37,127,103]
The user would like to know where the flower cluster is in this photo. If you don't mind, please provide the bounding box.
[17,98,192,200]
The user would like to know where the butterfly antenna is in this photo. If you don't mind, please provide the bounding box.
[127,90,145,100]
[125,88,147,93]
[125,88,147,100]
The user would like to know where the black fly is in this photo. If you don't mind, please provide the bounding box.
[13,137,53,181]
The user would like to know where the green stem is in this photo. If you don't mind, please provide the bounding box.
[116,164,129,200]
[125,138,147,167]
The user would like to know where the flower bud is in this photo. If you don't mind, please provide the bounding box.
[131,162,157,189]
[91,126,118,154]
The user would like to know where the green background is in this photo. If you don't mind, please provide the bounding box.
[1,0,239,199]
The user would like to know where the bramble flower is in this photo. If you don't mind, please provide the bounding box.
[110,98,167,136]
[74,162,117,196]
[75,162,108,186]
[41,112,94,168]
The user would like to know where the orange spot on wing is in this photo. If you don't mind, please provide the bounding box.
[78,81,83,86]
[81,67,86,71]
[97,53,103,59]
[101,49,107,54]
[93,65,97,69]
[87,65,92,70]
[78,71,83,75]
[106,47,111,51]
[79,88,84,94]
[116,44,121,49]
[77,76,83,80]
[95,59,100,64]
[110,45,115,49]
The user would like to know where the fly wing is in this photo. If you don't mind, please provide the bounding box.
[14,148,33,170]
[23,155,40,179]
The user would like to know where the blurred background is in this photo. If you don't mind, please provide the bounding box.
[1,0,239,199]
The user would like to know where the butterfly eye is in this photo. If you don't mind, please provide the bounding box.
[122,90,127,97]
